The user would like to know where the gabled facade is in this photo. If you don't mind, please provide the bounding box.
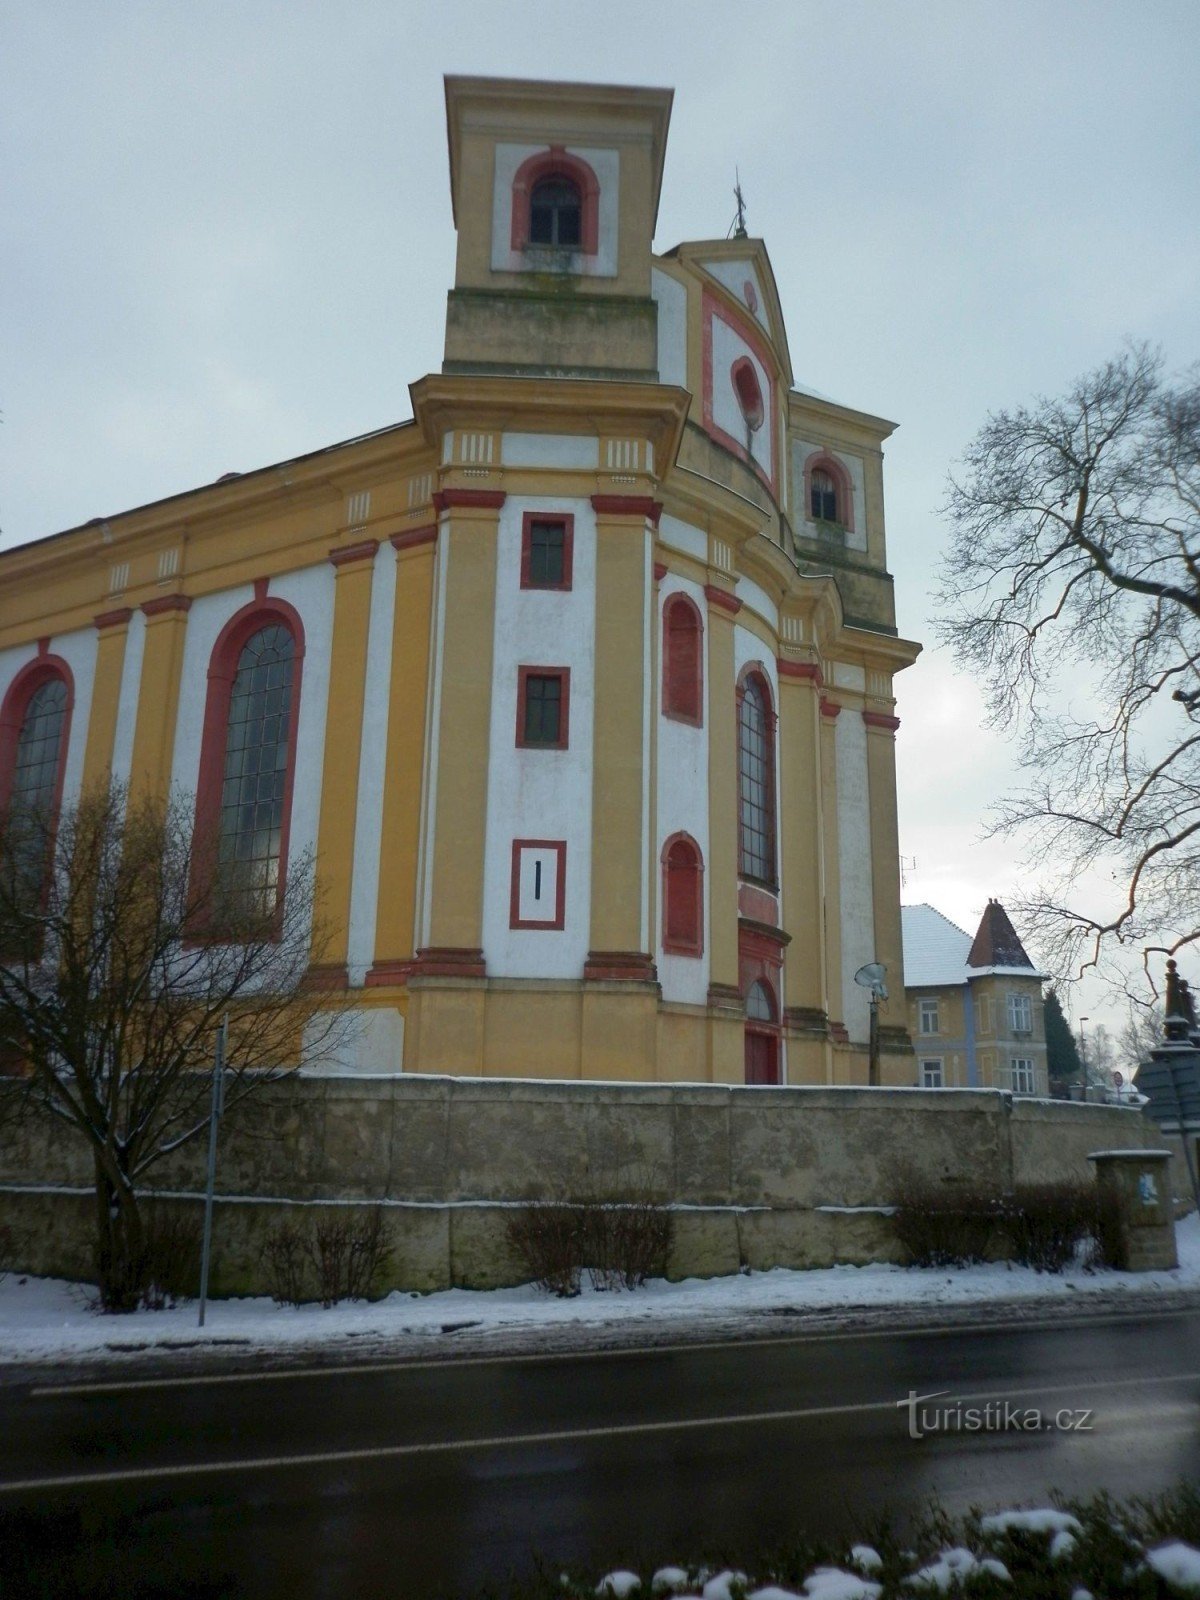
[0,76,922,1086]
[902,900,1049,1094]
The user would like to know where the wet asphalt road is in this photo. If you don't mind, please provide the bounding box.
[1,1307,1198,1599]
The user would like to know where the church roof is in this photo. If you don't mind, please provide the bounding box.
[902,901,1047,989]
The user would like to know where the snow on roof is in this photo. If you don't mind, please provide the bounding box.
[901,903,1050,989]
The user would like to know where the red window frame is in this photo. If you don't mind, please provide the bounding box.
[661,831,704,957]
[0,653,75,822]
[509,839,567,931]
[731,357,765,432]
[736,665,778,888]
[510,147,600,256]
[190,598,305,933]
[520,512,574,591]
[515,666,570,750]
[662,593,703,725]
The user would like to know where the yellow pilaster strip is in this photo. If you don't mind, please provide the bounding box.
[81,608,132,794]
[704,582,744,1083]
[423,495,500,959]
[864,712,909,1064]
[128,595,191,804]
[368,528,437,984]
[313,540,379,984]
[585,498,653,975]
[778,663,827,1031]
[819,700,845,1050]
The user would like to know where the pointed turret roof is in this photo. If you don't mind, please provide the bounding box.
[967,899,1034,970]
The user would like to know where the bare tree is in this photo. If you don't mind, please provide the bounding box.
[937,344,1200,994]
[0,784,349,1310]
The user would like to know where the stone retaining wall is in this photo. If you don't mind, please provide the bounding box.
[0,1078,1172,1293]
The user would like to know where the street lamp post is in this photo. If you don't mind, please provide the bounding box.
[1079,1016,1089,1103]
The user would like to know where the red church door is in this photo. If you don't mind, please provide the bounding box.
[744,979,781,1084]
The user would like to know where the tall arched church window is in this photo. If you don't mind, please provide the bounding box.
[193,602,304,928]
[737,671,776,885]
[661,832,703,956]
[662,594,703,724]
[0,662,74,918]
[529,176,582,247]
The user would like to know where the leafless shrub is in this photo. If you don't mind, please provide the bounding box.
[505,1205,584,1298]
[262,1218,310,1306]
[139,1203,202,1309]
[0,1220,13,1285]
[889,1170,1006,1267]
[506,1198,673,1296]
[585,1200,673,1291]
[1005,1182,1096,1273]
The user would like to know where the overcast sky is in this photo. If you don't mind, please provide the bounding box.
[3,1,1198,1038]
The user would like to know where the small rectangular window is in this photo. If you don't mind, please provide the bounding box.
[1011,1058,1035,1095]
[516,667,570,749]
[918,997,939,1035]
[1007,992,1033,1034]
[510,840,566,929]
[921,1059,944,1089]
[521,513,574,590]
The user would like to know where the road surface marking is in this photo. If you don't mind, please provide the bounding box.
[5,1369,1200,1496]
[29,1305,1200,1399]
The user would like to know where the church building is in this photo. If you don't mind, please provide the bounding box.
[0,76,922,1086]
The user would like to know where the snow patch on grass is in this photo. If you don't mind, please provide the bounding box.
[1145,1542,1200,1591]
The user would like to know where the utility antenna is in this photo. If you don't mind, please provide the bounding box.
[731,170,748,239]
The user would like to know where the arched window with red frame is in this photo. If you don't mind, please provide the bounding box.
[737,668,777,886]
[662,593,703,724]
[0,655,75,914]
[731,357,765,434]
[192,600,304,926]
[510,147,600,255]
[661,831,704,957]
[744,978,780,1084]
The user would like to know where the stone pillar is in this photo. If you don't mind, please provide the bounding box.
[778,659,827,1078]
[82,608,132,793]
[312,540,379,987]
[367,526,437,987]
[704,580,744,1083]
[128,594,191,804]
[1088,1150,1178,1270]
[581,495,658,1079]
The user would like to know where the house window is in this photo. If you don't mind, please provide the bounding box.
[804,452,854,532]
[918,997,940,1035]
[0,660,74,919]
[521,513,574,590]
[192,599,305,928]
[1011,1058,1035,1095]
[529,176,581,247]
[661,832,703,956]
[662,594,703,724]
[737,671,776,885]
[921,1059,944,1089]
[516,667,570,749]
[1007,992,1033,1034]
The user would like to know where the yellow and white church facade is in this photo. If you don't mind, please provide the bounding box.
[0,76,922,1086]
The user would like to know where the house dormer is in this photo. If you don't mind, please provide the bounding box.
[442,75,672,380]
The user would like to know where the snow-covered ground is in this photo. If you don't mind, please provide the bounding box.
[2,1214,1198,1367]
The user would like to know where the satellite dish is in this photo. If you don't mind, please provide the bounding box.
[854,962,888,1001]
